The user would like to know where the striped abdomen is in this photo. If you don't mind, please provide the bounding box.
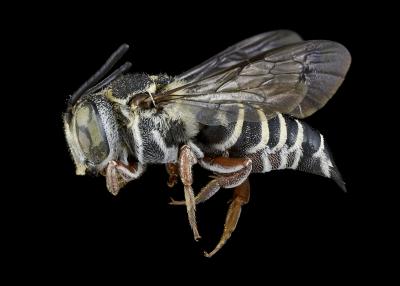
[195,112,345,191]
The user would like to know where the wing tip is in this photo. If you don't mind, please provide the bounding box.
[332,41,352,75]
[320,40,352,74]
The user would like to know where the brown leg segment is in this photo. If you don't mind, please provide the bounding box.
[178,145,201,241]
[170,156,252,256]
[170,156,252,205]
[204,178,251,258]
[105,160,145,196]
[165,163,179,188]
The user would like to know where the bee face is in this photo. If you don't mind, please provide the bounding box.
[74,100,110,164]
[64,93,123,176]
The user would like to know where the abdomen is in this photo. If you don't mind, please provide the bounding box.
[195,112,345,190]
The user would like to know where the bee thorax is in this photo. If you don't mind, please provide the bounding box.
[126,109,196,164]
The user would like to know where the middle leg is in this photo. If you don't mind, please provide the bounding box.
[165,163,179,188]
[178,145,201,241]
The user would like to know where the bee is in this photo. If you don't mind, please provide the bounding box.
[64,30,351,257]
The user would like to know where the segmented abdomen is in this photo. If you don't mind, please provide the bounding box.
[195,112,345,190]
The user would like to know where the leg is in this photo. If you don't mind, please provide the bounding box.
[165,163,179,188]
[178,145,201,241]
[204,178,251,258]
[105,160,145,196]
[170,156,252,205]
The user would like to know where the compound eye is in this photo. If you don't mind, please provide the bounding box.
[75,102,110,164]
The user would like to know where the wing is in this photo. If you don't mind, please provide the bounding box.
[153,40,351,125]
[176,30,303,84]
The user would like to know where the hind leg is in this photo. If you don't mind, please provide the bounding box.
[170,156,252,205]
[170,156,252,256]
[204,178,250,257]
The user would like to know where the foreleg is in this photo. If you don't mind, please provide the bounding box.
[105,160,145,196]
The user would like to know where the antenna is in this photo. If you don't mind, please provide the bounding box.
[68,44,130,107]
[85,62,132,95]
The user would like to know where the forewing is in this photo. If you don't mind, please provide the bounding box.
[176,30,303,83]
[156,40,351,125]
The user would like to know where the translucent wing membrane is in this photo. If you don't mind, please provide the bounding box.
[177,30,303,83]
[155,39,351,125]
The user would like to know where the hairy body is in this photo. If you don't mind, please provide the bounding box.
[64,30,351,256]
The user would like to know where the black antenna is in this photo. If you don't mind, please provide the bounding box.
[85,62,132,95]
[68,44,130,107]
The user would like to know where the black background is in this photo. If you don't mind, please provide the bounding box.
[5,2,393,282]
